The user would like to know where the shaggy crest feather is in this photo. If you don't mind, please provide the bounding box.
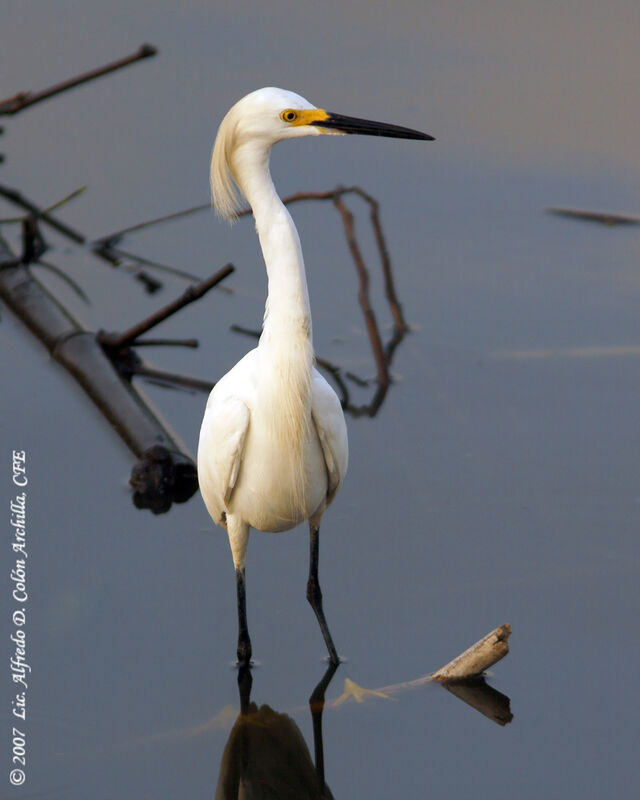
[210,108,243,221]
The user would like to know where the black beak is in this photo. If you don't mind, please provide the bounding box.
[312,112,434,141]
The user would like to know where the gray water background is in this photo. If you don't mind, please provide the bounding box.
[1,2,639,797]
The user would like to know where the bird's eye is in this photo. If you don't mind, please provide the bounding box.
[280,109,298,123]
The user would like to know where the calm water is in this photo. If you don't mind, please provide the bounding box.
[2,2,639,797]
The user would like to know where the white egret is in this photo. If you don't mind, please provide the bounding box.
[198,87,433,666]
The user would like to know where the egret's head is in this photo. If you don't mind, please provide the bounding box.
[211,87,433,221]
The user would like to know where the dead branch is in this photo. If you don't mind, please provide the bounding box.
[331,623,513,725]
[224,188,407,416]
[0,233,232,512]
[125,364,214,393]
[100,244,203,282]
[332,194,389,395]
[93,188,410,416]
[0,184,86,244]
[98,263,234,351]
[0,45,157,116]
[430,623,512,681]
[133,337,199,349]
[547,207,640,227]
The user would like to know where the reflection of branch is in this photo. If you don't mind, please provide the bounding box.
[442,677,513,726]
[0,45,157,116]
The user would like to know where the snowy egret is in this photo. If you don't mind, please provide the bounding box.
[198,87,433,666]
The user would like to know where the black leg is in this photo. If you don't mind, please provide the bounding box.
[236,566,252,667]
[307,524,339,665]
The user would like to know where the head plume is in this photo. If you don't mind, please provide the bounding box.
[210,107,243,222]
[210,88,320,223]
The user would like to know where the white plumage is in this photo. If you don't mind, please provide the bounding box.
[198,87,431,666]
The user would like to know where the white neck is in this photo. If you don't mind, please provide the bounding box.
[231,140,314,515]
[232,141,312,343]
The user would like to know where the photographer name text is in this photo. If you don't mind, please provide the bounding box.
[8,450,29,787]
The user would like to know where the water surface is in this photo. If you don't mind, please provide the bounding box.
[2,2,639,797]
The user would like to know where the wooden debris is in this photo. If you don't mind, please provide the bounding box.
[430,623,512,681]
[547,206,640,227]
[98,263,233,351]
[0,234,233,512]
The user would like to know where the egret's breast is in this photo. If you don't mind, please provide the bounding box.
[228,420,327,533]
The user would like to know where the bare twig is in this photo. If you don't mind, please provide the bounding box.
[229,324,260,339]
[95,185,409,416]
[332,194,389,395]
[0,186,87,224]
[97,244,203,282]
[547,207,640,227]
[95,187,378,241]
[430,624,512,681]
[128,364,214,393]
[35,259,90,304]
[0,45,157,116]
[99,264,234,350]
[338,185,407,332]
[133,337,199,349]
[0,184,86,244]
[95,203,211,244]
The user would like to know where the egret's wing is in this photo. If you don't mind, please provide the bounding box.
[198,395,250,519]
[311,371,348,505]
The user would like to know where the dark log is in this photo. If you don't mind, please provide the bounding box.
[0,234,230,512]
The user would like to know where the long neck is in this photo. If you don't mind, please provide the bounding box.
[231,142,314,516]
[233,143,312,343]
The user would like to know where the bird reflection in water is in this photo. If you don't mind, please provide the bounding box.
[216,663,338,799]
